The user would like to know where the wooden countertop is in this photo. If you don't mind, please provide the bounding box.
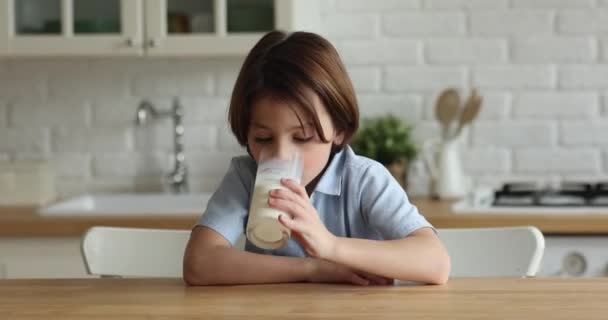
[414,198,608,235]
[1,277,607,319]
[0,207,198,237]
[2,197,608,237]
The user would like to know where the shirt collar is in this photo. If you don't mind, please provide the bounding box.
[312,146,350,196]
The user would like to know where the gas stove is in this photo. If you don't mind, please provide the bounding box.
[453,182,608,214]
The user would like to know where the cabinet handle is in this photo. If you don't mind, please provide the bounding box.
[147,38,158,48]
[125,38,140,47]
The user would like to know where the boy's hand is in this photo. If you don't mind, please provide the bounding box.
[307,259,394,286]
[307,259,369,285]
[268,178,337,260]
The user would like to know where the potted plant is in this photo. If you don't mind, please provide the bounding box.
[350,114,417,189]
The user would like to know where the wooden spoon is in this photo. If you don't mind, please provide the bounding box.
[452,89,482,139]
[435,88,461,140]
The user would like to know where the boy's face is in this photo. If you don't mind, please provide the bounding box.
[248,93,344,190]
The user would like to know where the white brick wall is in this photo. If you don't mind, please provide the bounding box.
[335,0,421,12]
[513,92,599,119]
[53,153,91,179]
[557,10,608,34]
[2,0,608,196]
[514,149,601,174]
[512,37,596,63]
[321,14,379,40]
[470,11,554,36]
[337,40,421,65]
[424,0,509,9]
[560,66,608,88]
[512,0,595,8]
[385,66,467,91]
[92,153,165,178]
[561,121,608,146]
[383,12,466,36]
[462,148,511,174]
[348,67,382,93]
[470,92,511,120]
[426,39,507,64]
[358,94,423,121]
[52,127,132,153]
[0,128,50,155]
[472,65,555,89]
[11,99,90,127]
[472,121,558,147]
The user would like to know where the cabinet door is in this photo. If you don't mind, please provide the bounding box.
[0,0,143,56]
[145,0,319,57]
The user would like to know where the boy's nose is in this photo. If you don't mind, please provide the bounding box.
[273,140,296,160]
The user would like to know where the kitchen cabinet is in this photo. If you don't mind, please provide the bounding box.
[0,0,319,57]
[0,237,90,279]
[0,0,143,56]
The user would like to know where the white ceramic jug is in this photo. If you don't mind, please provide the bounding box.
[423,138,471,199]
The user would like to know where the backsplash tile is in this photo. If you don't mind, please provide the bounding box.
[52,127,132,153]
[0,127,50,156]
[10,98,90,127]
[1,0,608,197]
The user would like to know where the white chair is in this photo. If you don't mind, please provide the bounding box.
[81,227,190,278]
[438,226,545,277]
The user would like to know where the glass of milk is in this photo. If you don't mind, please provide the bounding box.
[246,147,303,249]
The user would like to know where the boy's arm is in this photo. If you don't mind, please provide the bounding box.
[183,226,369,286]
[328,227,451,285]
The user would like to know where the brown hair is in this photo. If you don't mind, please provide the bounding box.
[228,31,359,151]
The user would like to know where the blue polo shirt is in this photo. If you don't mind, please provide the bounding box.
[197,145,433,257]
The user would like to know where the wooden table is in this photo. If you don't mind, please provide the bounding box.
[1,278,607,319]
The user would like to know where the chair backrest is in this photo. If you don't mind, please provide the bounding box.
[81,227,190,278]
[438,226,545,277]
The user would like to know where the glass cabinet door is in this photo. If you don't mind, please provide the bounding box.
[166,0,215,34]
[1,0,143,56]
[73,0,121,35]
[15,0,62,35]
[226,0,274,34]
[146,0,287,56]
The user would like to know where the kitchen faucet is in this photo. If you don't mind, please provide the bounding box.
[135,98,189,194]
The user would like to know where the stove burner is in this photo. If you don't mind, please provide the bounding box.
[493,182,608,207]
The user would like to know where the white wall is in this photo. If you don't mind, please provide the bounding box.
[1,0,608,198]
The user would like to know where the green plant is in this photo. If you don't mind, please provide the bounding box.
[350,114,417,166]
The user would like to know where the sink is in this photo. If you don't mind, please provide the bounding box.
[38,193,212,216]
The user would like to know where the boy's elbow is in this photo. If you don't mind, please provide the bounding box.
[183,254,214,286]
[183,260,202,286]
[428,251,451,285]
[183,266,202,286]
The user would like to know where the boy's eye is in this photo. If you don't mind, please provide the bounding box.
[254,137,272,143]
[294,136,313,143]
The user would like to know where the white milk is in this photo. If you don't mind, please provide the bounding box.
[246,151,302,250]
[246,173,291,249]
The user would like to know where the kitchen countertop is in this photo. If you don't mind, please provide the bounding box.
[413,198,608,235]
[2,197,608,237]
[2,277,607,319]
